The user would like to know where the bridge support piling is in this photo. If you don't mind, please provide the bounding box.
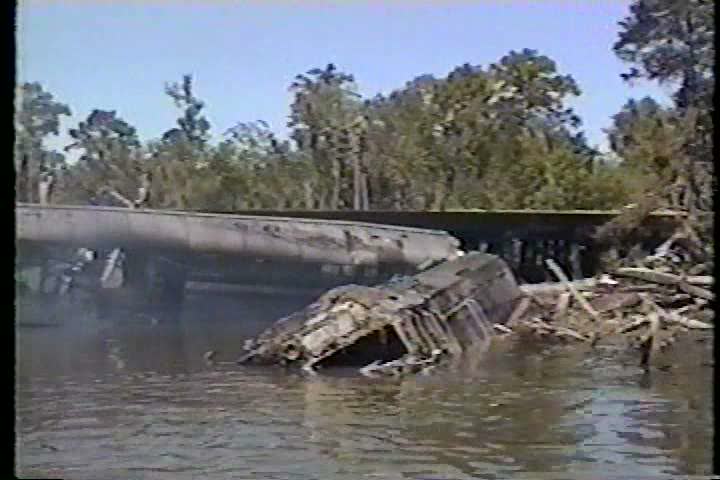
[136,255,187,323]
[569,243,584,280]
[93,252,188,324]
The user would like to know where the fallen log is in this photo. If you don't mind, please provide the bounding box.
[685,276,713,286]
[641,295,714,330]
[519,278,597,295]
[639,311,661,367]
[553,292,571,320]
[545,259,601,321]
[510,225,714,367]
[614,267,714,301]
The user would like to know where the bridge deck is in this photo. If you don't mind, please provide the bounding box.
[203,208,683,247]
[16,204,684,281]
[16,204,460,269]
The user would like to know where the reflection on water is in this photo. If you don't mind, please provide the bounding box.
[16,293,714,479]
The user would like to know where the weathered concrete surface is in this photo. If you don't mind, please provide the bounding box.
[238,252,523,375]
[207,208,683,244]
[190,207,686,280]
[17,204,685,284]
[16,204,461,269]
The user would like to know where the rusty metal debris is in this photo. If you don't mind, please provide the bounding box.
[238,253,524,376]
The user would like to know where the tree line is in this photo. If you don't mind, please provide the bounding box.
[15,0,713,216]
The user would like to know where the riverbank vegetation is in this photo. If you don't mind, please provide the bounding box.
[15,0,713,231]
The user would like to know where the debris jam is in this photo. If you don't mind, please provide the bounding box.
[239,218,713,376]
[513,218,714,369]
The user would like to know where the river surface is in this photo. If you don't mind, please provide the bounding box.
[16,293,715,479]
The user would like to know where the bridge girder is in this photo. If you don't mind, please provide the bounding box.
[16,204,461,270]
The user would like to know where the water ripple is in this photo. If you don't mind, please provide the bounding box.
[16,319,714,479]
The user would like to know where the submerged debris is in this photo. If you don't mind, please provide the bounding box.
[238,253,524,376]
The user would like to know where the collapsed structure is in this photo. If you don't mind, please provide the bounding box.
[239,212,714,375]
[238,253,524,376]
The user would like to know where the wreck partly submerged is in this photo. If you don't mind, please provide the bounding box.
[238,252,524,376]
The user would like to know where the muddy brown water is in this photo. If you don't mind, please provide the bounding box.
[16,293,715,479]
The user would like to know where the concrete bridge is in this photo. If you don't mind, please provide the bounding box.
[16,203,463,323]
[200,207,683,280]
[16,203,460,270]
[15,203,681,324]
[208,207,682,248]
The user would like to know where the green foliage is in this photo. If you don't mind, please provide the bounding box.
[614,0,714,216]
[15,82,71,203]
[614,0,714,110]
[17,56,633,212]
[288,63,366,209]
[606,98,684,181]
[148,74,215,209]
[17,8,712,215]
[163,74,211,147]
[59,110,143,205]
[475,136,628,211]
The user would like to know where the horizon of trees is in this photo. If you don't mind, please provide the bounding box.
[15,0,713,218]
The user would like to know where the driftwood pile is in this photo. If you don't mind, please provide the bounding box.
[504,221,714,367]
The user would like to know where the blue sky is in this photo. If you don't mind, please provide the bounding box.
[18,1,671,155]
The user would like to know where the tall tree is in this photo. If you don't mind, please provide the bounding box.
[163,74,212,149]
[151,75,213,209]
[614,0,714,216]
[221,120,303,209]
[614,0,714,110]
[358,51,592,210]
[14,82,71,203]
[363,87,436,209]
[487,49,583,142]
[288,63,364,209]
[607,99,709,210]
[63,109,143,206]
[606,97,679,179]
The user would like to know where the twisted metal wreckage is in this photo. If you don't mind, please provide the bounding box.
[238,208,715,376]
[238,252,525,376]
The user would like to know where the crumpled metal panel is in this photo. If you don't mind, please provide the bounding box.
[239,253,523,375]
